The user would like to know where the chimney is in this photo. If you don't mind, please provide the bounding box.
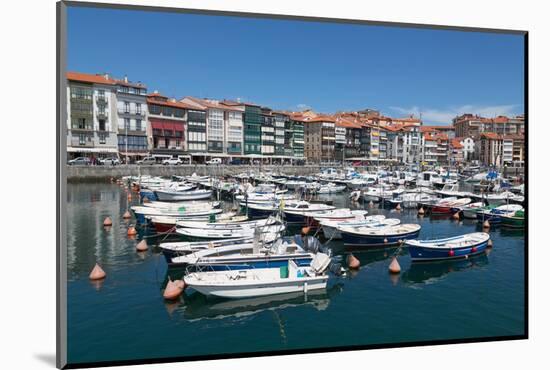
[104,73,109,80]
[124,75,128,83]
[154,90,159,94]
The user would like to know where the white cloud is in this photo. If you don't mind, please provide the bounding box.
[296,103,312,111]
[389,104,522,124]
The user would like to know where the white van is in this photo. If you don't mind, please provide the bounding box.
[206,158,222,165]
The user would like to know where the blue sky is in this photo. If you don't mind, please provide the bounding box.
[67,6,525,124]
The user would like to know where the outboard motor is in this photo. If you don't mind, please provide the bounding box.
[328,261,343,276]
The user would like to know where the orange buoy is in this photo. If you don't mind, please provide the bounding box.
[103,217,113,226]
[301,226,310,235]
[127,226,137,236]
[347,254,360,269]
[418,207,425,215]
[453,211,460,220]
[483,220,490,229]
[89,263,106,280]
[143,196,150,203]
[487,239,493,248]
[395,203,401,211]
[388,257,401,274]
[136,239,148,252]
[122,210,132,219]
[127,193,132,201]
[163,279,185,300]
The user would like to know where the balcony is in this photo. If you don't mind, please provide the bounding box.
[95,95,108,105]
[118,108,145,116]
[97,111,108,120]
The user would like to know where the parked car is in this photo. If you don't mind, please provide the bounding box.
[206,158,222,165]
[137,157,157,165]
[162,157,183,166]
[99,157,120,166]
[68,157,90,166]
[229,159,241,165]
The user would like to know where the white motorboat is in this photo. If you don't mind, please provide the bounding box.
[154,189,213,202]
[176,223,286,240]
[184,253,331,298]
[320,216,399,240]
[176,216,277,230]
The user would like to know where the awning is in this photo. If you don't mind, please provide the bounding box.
[150,118,184,131]
[67,147,118,153]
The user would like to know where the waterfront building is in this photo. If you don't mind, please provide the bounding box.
[303,115,336,163]
[422,132,439,166]
[289,114,305,159]
[243,103,262,155]
[479,132,503,167]
[453,114,525,138]
[272,112,287,156]
[182,97,244,155]
[503,134,525,166]
[334,123,347,161]
[449,138,464,165]
[147,92,189,159]
[115,77,149,162]
[66,72,119,160]
[457,137,476,161]
[260,107,275,156]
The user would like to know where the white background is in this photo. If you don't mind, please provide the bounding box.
[0,0,547,369]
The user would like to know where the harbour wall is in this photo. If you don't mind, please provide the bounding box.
[66,165,326,182]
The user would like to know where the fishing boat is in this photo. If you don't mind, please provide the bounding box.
[321,216,400,240]
[462,204,491,219]
[154,189,213,202]
[406,232,490,261]
[340,223,421,247]
[304,209,368,228]
[149,212,240,233]
[171,238,314,269]
[282,202,337,224]
[176,216,277,230]
[385,193,436,209]
[500,210,525,228]
[431,198,472,214]
[132,205,223,224]
[176,223,286,240]
[183,253,331,299]
[158,234,279,262]
[314,183,347,194]
[476,204,524,224]
[143,200,220,210]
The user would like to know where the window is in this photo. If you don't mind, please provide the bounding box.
[99,119,106,131]
[135,119,141,131]
[124,118,130,130]
[99,133,106,144]
[136,103,142,115]
[79,134,86,145]
[124,102,130,113]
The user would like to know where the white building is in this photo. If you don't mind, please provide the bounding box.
[66,72,119,160]
[458,137,475,161]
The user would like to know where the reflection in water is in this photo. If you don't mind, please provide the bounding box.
[175,283,344,322]
[401,254,489,285]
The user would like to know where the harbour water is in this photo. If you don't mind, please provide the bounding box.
[67,183,525,365]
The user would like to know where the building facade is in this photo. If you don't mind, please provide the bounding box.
[260,107,275,156]
[115,77,148,162]
[304,116,335,162]
[66,72,119,160]
[243,104,262,155]
[147,92,188,159]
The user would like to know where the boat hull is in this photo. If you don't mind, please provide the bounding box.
[341,229,420,247]
[186,276,328,298]
[408,240,489,261]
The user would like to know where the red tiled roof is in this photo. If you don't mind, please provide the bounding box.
[480,132,502,140]
[450,138,463,149]
[147,96,196,110]
[67,71,115,85]
[305,115,336,123]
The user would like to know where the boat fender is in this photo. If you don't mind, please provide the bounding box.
[388,257,401,274]
[471,246,477,253]
[127,226,137,236]
[89,263,106,280]
[448,250,455,257]
[347,254,360,269]
[136,239,148,252]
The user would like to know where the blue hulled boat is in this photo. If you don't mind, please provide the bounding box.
[405,232,490,261]
[339,224,421,247]
[476,204,523,224]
